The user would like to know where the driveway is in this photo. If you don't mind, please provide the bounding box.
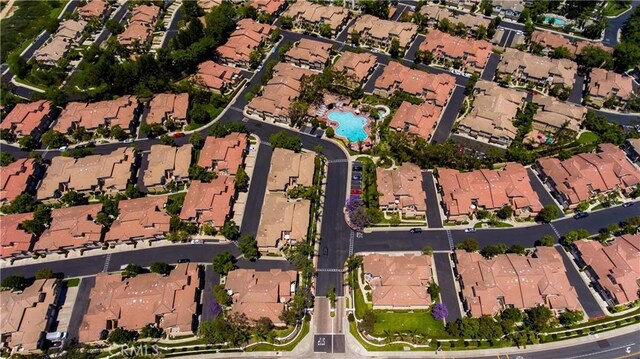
[555,247,605,318]
[239,143,272,236]
[433,252,463,322]
[422,172,443,228]
[66,276,96,341]
[527,168,563,218]
[481,53,500,81]
[568,73,585,105]
[431,86,465,144]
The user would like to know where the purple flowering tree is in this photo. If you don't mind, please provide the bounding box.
[432,303,448,320]
[208,298,222,318]
[346,196,370,231]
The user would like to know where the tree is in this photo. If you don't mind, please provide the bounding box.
[415,49,434,64]
[1,275,26,291]
[236,4,257,19]
[319,24,332,38]
[1,193,37,214]
[105,19,124,34]
[125,184,143,199]
[108,327,138,344]
[20,205,52,236]
[501,307,524,323]
[577,45,613,69]
[41,130,68,149]
[359,0,390,19]
[325,127,335,138]
[539,234,555,247]
[280,15,293,30]
[280,290,311,325]
[110,125,128,141]
[214,284,232,306]
[140,324,163,338]
[61,190,88,206]
[432,302,448,320]
[150,262,171,276]
[189,132,204,149]
[140,123,168,138]
[269,131,302,152]
[346,197,371,231]
[562,229,590,245]
[389,39,401,58]
[481,243,507,258]
[350,30,361,46]
[427,282,440,301]
[478,315,504,339]
[122,263,144,278]
[359,309,376,333]
[506,243,525,255]
[288,100,309,127]
[212,251,236,275]
[496,205,513,220]
[537,205,559,223]
[254,317,274,340]
[35,268,55,279]
[238,235,258,260]
[551,46,573,59]
[456,238,479,252]
[189,164,216,182]
[160,134,175,146]
[0,129,16,142]
[235,166,249,191]
[422,246,433,255]
[525,305,554,332]
[220,220,239,240]
[0,152,15,166]
[18,135,38,150]
[559,309,584,327]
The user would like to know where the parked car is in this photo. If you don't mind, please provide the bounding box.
[58,146,68,151]
[352,163,363,171]
[623,202,634,208]
[351,189,362,195]
[352,174,362,181]
[123,138,133,143]
[464,228,476,233]
[172,132,185,138]
[409,228,422,233]
[190,239,203,244]
[573,212,589,219]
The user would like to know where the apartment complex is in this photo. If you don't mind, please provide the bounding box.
[283,38,332,71]
[363,254,434,309]
[256,193,310,254]
[1,279,60,353]
[55,96,139,135]
[389,101,441,141]
[79,263,200,343]
[376,163,426,218]
[531,31,613,57]
[146,93,189,126]
[1,158,40,204]
[34,204,103,253]
[251,0,287,16]
[283,0,349,37]
[143,144,192,192]
[104,196,171,244]
[497,48,577,90]
[197,133,248,176]
[351,15,418,53]
[179,177,235,228]
[420,29,493,72]
[267,148,315,191]
[225,268,297,325]
[35,19,87,65]
[1,100,52,139]
[118,4,161,49]
[246,63,316,123]
[192,61,243,94]
[531,94,586,133]
[418,5,490,32]
[456,80,525,147]
[0,213,35,259]
[217,19,275,68]
[537,144,640,208]
[587,68,635,108]
[455,247,581,317]
[573,235,640,306]
[374,61,456,107]
[437,163,544,221]
[37,148,135,202]
[78,0,109,19]
[332,51,377,88]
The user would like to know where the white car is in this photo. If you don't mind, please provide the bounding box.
[58,146,68,151]
[190,239,203,244]
[464,228,477,233]
[123,138,133,143]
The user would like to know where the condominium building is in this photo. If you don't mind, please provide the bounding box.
[143,144,192,192]
[104,196,171,244]
[197,133,248,176]
[179,177,235,227]
[55,96,139,135]
[497,48,577,90]
[267,148,315,192]
[146,93,189,126]
[283,0,349,37]
[376,163,426,217]
[419,29,493,72]
[283,38,332,71]
[351,15,418,53]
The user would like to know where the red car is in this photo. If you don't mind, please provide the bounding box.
[172,132,185,138]
[351,189,362,195]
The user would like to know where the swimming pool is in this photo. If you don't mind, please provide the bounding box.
[327,111,368,142]
[544,15,566,27]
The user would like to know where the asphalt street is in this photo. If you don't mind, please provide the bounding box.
[65,276,95,341]
[481,53,500,81]
[555,246,606,318]
[422,172,443,228]
[603,0,640,46]
[527,168,564,218]
[433,252,463,322]
[239,143,272,235]
[431,86,466,144]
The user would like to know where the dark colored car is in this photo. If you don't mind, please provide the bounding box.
[352,174,362,181]
[623,202,634,208]
[352,163,363,171]
[573,212,589,219]
[177,258,190,263]
[409,228,422,233]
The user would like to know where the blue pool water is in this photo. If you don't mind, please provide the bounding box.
[544,15,566,27]
[327,111,368,142]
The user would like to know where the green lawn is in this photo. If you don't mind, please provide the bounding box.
[372,309,450,339]
[603,0,631,16]
[64,278,80,287]
[245,318,310,352]
[577,132,599,145]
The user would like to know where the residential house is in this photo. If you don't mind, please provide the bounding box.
[197,133,248,176]
[104,197,171,244]
[37,148,135,202]
[332,51,377,88]
[351,15,418,53]
[146,93,189,126]
[78,0,109,20]
[532,94,586,133]
[143,144,192,192]
[79,263,200,342]
[267,148,315,192]
[197,0,222,12]
[55,96,139,135]
[192,61,243,94]
[492,0,525,20]
[376,163,426,218]
[455,247,581,317]
[256,193,310,254]
[1,279,60,353]
[389,101,442,141]
[283,38,332,71]
[531,30,613,57]
[225,268,297,325]
[536,143,640,208]
[373,61,456,107]
[625,138,640,165]
[0,100,52,139]
[586,68,635,108]
[118,5,161,49]
[456,80,526,147]
[283,0,349,37]
[33,204,103,253]
[179,177,235,228]
[497,48,578,90]
[35,19,87,65]
[0,158,40,205]
[250,0,287,16]
[418,5,455,28]
[363,254,434,309]
[420,29,493,72]
[437,163,544,221]
[217,19,274,69]
[0,213,35,259]
[573,235,640,306]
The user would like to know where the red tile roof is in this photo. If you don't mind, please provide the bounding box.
[197,133,247,175]
[0,213,34,258]
[0,158,37,204]
[147,93,189,125]
[420,29,493,70]
[179,178,235,227]
[374,61,455,107]
[1,100,51,137]
[192,61,242,91]
[389,101,441,140]
[34,204,103,252]
[105,197,171,242]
